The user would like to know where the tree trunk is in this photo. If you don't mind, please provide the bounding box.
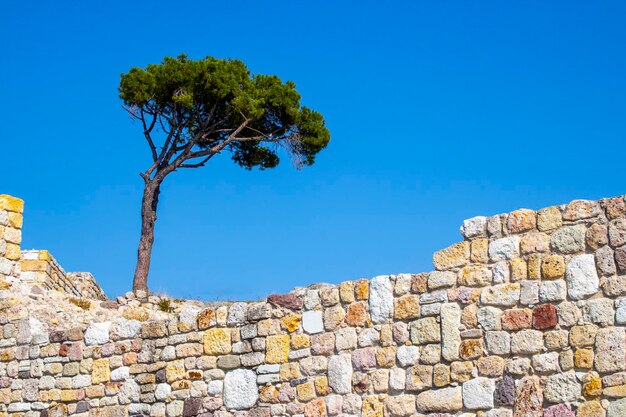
[133,180,161,294]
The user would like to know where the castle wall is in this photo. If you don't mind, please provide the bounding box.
[0,194,625,417]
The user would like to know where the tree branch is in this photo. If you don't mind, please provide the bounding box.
[140,109,159,162]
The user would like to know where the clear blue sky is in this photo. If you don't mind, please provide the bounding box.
[1,1,625,300]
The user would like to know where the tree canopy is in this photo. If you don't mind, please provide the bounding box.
[119,55,330,175]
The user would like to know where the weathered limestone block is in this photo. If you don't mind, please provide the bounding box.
[485,331,511,355]
[441,303,461,361]
[461,216,487,238]
[327,354,352,394]
[414,386,462,413]
[396,345,420,367]
[84,321,111,345]
[551,225,586,254]
[582,298,615,327]
[481,283,520,306]
[566,254,600,300]
[544,371,581,403]
[383,394,415,416]
[406,365,433,391]
[224,369,258,410]
[471,238,490,263]
[345,301,368,326]
[410,317,441,344]
[370,275,394,323]
[463,377,495,410]
[511,330,544,354]
[595,327,626,373]
[489,236,520,261]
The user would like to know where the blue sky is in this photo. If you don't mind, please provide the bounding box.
[1,1,625,300]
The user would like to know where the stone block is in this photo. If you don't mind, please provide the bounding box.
[433,241,470,270]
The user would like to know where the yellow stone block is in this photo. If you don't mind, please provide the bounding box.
[172,380,191,390]
[537,206,562,232]
[7,212,22,229]
[38,250,51,261]
[203,328,232,355]
[576,400,605,417]
[527,254,541,279]
[375,346,397,367]
[5,244,20,261]
[0,195,24,213]
[575,348,594,369]
[166,360,186,383]
[0,297,18,310]
[280,362,301,381]
[363,395,384,417]
[0,350,14,362]
[394,295,420,320]
[20,259,49,272]
[296,381,316,402]
[282,314,301,332]
[603,384,626,398]
[470,238,489,263]
[47,389,61,401]
[355,279,369,300]
[60,389,80,402]
[266,335,290,364]
[542,255,565,279]
[339,281,355,303]
[91,359,110,384]
[510,258,527,281]
[314,376,331,395]
[434,364,450,387]
[433,241,470,271]
[583,371,602,397]
[291,334,310,349]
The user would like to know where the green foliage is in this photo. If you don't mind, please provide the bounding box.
[119,55,330,169]
[157,298,174,313]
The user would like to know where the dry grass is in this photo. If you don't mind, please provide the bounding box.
[157,298,174,313]
[68,297,91,310]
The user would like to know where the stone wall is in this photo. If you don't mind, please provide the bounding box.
[0,193,625,417]
[20,251,106,301]
[0,195,24,282]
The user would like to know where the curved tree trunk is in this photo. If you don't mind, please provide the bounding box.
[133,180,161,294]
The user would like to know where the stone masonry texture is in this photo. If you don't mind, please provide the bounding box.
[0,193,624,417]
